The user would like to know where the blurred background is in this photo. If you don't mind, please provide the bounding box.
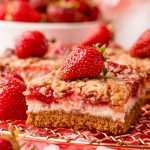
[0,0,150,51]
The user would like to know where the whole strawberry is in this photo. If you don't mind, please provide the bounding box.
[47,5,76,22]
[80,24,112,46]
[47,0,90,22]
[0,3,7,20]
[0,137,13,150]
[129,29,150,58]
[15,31,48,58]
[29,0,49,12]
[60,44,107,80]
[5,1,40,22]
[0,72,27,120]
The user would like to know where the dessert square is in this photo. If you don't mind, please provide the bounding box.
[107,48,150,102]
[0,56,63,82]
[25,62,147,134]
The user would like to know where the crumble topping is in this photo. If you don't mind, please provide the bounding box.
[27,62,146,106]
[0,55,63,81]
[107,48,150,73]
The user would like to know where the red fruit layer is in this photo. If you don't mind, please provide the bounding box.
[26,79,142,107]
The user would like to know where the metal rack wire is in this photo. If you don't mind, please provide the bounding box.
[0,104,150,149]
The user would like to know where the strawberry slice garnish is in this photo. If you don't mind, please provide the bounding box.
[129,29,150,58]
[60,44,107,80]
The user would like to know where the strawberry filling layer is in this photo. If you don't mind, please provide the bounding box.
[26,78,144,108]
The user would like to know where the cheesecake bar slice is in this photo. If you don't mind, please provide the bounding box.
[107,48,150,102]
[0,55,63,82]
[25,62,147,134]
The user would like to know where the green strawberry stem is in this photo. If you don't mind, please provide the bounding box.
[93,43,108,76]
[2,125,20,150]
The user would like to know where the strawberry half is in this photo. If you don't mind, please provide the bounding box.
[60,44,107,80]
[80,24,112,46]
[129,29,150,58]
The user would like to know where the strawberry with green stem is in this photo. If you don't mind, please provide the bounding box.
[60,44,107,80]
[0,126,20,150]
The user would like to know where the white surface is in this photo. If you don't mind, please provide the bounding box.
[0,21,99,53]
[97,0,150,49]
[114,0,150,49]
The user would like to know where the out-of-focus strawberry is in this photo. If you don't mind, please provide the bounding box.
[47,5,76,22]
[80,24,112,46]
[29,0,49,12]
[0,3,7,20]
[129,29,150,58]
[65,0,90,12]
[60,44,107,80]
[0,137,13,150]
[15,31,48,58]
[5,1,41,22]
[47,0,99,22]
[0,127,20,150]
[89,6,100,21]
[0,72,27,120]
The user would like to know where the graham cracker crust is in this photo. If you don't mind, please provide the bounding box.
[26,101,141,135]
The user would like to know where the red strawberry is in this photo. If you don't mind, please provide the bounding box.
[29,0,49,12]
[0,137,13,150]
[15,31,48,58]
[47,0,90,22]
[0,73,27,120]
[5,1,40,22]
[60,44,107,80]
[65,0,90,12]
[47,5,72,22]
[80,24,112,46]
[0,3,7,20]
[129,29,150,58]
[89,6,100,21]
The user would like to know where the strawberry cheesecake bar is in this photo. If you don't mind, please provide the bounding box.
[0,55,63,82]
[107,29,150,102]
[107,48,150,102]
[25,61,147,134]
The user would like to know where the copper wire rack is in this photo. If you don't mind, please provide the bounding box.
[0,104,150,149]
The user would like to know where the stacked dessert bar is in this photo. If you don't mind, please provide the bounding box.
[107,48,150,102]
[0,46,149,135]
[25,61,147,134]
